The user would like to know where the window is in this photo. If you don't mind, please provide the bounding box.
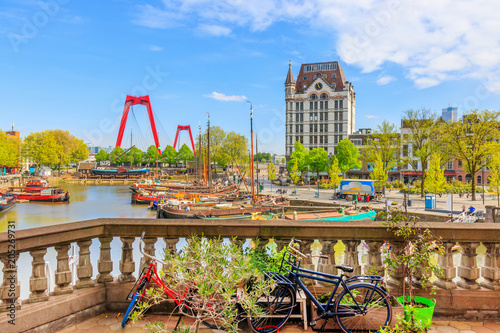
[458,175,463,182]
[325,124,328,132]
[314,136,318,144]
[477,175,482,185]
[332,83,336,90]
[320,113,323,121]
[296,102,300,110]
[303,76,307,80]
[314,124,318,132]
[324,112,328,121]
[314,101,318,109]
[334,124,338,132]
[296,114,299,121]
[325,101,328,109]
[334,112,338,121]
[320,124,323,132]
[351,139,362,146]
[289,136,292,144]
[320,101,323,110]
[300,125,303,133]
[310,114,313,121]
[311,94,317,100]
[339,112,343,121]
[323,74,327,79]
[334,136,338,144]
[321,93,328,99]
[331,74,336,78]
[289,102,293,110]
[314,113,318,121]
[458,160,462,167]
[320,136,324,144]
[303,85,307,89]
[310,102,313,110]
[324,136,328,144]
[339,100,343,108]
[447,160,453,170]
[309,136,313,144]
[289,125,292,133]
[300,114,303,121]
[309,124,313,132]
[335,100,339,109]
[296,125,299,133]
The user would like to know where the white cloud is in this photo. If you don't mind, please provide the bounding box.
[204,92,247,102]
[149,45,163,52]
[198,24,231,37]
[376,75,396,85]
[365,115,378,119]
[132,0,500,92]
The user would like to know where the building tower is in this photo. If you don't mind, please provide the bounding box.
[285,61,356,158]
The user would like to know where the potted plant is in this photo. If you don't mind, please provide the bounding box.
[379,208,444,332]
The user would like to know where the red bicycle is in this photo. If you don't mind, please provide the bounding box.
[121,232,220,329]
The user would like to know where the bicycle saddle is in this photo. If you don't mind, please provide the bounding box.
[335,265,354,273]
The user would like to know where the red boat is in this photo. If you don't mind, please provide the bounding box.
[7,188,70,203]
[24,178,50,191]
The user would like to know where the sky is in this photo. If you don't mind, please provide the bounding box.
[1,0,500,154]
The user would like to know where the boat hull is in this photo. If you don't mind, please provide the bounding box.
[10,192,70,203]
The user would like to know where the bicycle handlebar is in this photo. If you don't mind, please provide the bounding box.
[139,232,168,266]
[288,238,328,260]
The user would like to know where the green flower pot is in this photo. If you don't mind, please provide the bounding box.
[397,296,436,328]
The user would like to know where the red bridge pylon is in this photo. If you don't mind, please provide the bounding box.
[115,95,160,152]
[173,125,196,155]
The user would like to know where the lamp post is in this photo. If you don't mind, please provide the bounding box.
[482,165,485,205]
[307,165,310,190]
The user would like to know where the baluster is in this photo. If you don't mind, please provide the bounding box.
[300,239,315,268]
[256,238,270,252]
[229,237,246,250]
[457,242,480,290]
[54,244,73,295]
[433,241,457,290]
[163,238,179,272]
[365,241,384,276]
[75,240,94,289]
[274,239,289,252]
[0,253,21,311]
[140,237,157,273]
[480,242,500,291]
[118,237,136,283]
[386,241,404,291]
[97,237,113,283]
[317,240,336,275]
[343,240,361,277]
[29,249,49,302]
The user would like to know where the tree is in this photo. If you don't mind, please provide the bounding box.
[178,144,195,164]
[110,147,125,165]
[370,152,388,199]
[307,148,329,194]
[329,157,342,194]
[488,152,500,207]
[288,159,301,192]
[124,146,143,166]
[289,141,308,171]
[335,139,361,175]
[161,145,179,166]
[222,132,248,173]
[439,109,500,200]
[70,139,89,165]
[22,131,59,168]
[268,162,277,192]
[95,149,110,163]
[365,121,400,172]
[425,153,446,197]
[0,131,21,169]
[144,145,158,166]
[402,109,439,197]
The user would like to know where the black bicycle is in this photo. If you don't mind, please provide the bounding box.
[248,239,392,333]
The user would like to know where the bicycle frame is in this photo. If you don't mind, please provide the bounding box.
[279,249,383,319]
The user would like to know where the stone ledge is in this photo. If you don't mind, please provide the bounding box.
[0,285,105,332]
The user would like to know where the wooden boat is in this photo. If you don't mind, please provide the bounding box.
[7,188,70,203]
[194,213,251,220]
[0,195,16,212]
[24,178,49,191]
[92,167,149,176]
[284,209,376,221]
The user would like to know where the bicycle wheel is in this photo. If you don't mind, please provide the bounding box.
[335,283,392,333]
[247,284,295,333]
[121,277,150,328]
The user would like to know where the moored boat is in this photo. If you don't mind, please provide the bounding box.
[194,213,251,220]
[0,195,16,212]
[284,208,376,221]
[7,188,70,203]
[24,178,50,191]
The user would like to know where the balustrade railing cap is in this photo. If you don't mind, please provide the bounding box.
[1,218,499,255]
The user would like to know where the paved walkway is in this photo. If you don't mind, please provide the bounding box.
[57,313,500,333]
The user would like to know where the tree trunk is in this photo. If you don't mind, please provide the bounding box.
[420,173,425,197]
[58,163,61,177]
[471,174,476,201]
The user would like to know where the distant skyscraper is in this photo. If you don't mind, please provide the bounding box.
[285,61,356,157]
[442,107,457,123]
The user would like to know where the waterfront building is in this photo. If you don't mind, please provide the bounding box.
[285,61,356,158]
[442,106,458,123]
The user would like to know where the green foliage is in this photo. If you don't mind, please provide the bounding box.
[328,156,342,192]
[488,152,500,206]
[307,148,329,174]
[365,121,400,171]
[268,162,277,192]
[254,152,271,162]
[109,147,125,164]
[95,149,110,163]
[0,131,21,168]
[289,141,308,171]
[223,131,248,167]
[288,158,301,191]
[178,144,195,162]
[439,109,500,200]
[335,139,361,173]
[424,153,446,195]
[370,152,388,189]
[144,145,159,166]
[161,145,179,166]
[380,309,429,333]
[135,236,272,333]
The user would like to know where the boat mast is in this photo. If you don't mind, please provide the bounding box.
[256,133,259,196]
[247,101,255,204]
[207,113,212,193]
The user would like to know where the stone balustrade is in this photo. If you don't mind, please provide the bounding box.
[0,218,499,330]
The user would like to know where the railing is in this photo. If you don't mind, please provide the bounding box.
[0,218,499,322]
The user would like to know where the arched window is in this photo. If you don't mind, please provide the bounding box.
[310,94,317,100]
[320,93,328,99]
[458,175,462,182]
[477,175,482,184]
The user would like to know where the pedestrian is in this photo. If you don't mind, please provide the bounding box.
[462,205,466,213]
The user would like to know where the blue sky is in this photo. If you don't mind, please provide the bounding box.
[1,0,500,154]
